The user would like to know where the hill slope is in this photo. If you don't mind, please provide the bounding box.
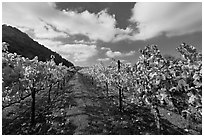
[2,24,74,67]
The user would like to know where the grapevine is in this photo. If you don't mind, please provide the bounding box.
[81,43,202,133]
[2,42,75,126]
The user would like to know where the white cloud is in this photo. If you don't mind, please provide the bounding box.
[33,38,98,62]
[2,2,123,42]
[97,58,110,62]
[3,2,68,39]
[125,50,135,56]
[74,39,96,44]
[106,50,122,58]
[34,21,68,39]
[34,39,63,50]
[101,47,135,58]
[3,2,200,44]
[101,47,111,50]
[129,2,202,40]
[54,44,98,62]
[105,48,135,58]
[57,10,117,42]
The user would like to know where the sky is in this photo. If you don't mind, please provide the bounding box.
[2,2,202,66]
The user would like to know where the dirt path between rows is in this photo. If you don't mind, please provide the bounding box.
[65,72,93,134]
[64,72,133,134]
[61,72,201,135]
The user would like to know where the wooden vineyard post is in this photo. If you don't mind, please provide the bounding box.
[105,82,109,97]
[119,88,123,112]
[63,77,66,87]
[60,80,63,90]
[31,83,36,126]
[118,60,123,112]
[91,77,94,85]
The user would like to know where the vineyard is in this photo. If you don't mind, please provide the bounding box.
[2,42,202,135]
[2,42,76,134]
[79,43,202,134]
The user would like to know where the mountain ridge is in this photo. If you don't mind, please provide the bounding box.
[2,24,74,67]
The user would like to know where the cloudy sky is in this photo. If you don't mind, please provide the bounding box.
[2,2,202,66]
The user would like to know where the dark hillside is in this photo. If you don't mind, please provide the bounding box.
[2,24,74,67]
